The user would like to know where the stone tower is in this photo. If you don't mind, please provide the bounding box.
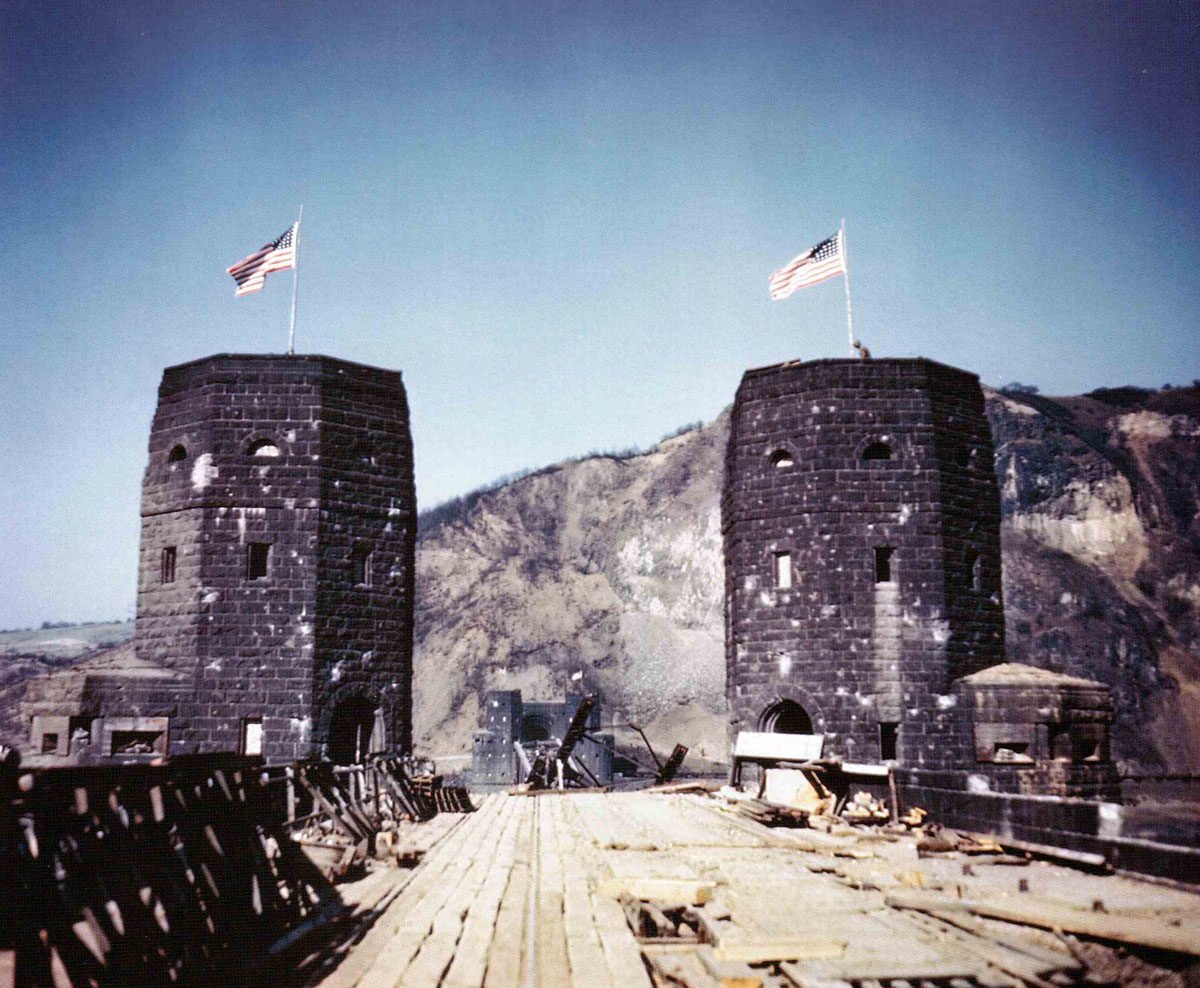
[722,358,1005,769]
[134,354,416,762]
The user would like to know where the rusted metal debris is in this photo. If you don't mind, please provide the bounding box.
[522,694,598,790]
[655,743,689,785]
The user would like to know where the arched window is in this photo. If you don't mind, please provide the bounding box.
[167,444,188,463]
[862,441,892,462]
[768,449,795,468]
[247,438,281,458]
[758,699,814,735]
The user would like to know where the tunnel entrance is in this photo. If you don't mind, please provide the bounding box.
[758,699,814,735]
[520,714,552,743]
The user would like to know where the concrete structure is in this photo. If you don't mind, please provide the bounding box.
[722,356,1118,797]
[471,690,614,788]
[26,354,416,763]
[955,663,1119,800]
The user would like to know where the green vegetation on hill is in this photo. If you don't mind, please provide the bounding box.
[0,620,134,658]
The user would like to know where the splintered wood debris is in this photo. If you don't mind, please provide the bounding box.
[311,791,1200,988]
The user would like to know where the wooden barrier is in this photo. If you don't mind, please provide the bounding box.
[1,755,339,986]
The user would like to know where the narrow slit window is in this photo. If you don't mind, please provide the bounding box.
[242,718,264,756]
[874,546,895,584]
[247,542,270,580]
[773,551,793,590]
[350,545,372,586]
[879,722,899,761]
[971,555,983,592]
[161,546,177,584]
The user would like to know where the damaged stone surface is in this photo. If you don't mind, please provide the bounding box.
[24,354,416,762]
[722,358,1006,770]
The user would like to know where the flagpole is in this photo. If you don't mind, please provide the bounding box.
[840,217,855,356]
[287,205,303,355]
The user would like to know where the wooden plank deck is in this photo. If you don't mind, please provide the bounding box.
[314,791,1200,988]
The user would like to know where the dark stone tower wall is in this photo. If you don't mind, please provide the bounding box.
[134,354,415,761]
[722,358,1004,769]
[313,363,416,755]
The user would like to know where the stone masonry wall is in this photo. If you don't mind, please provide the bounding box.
[723,358,1005,769]
[313,360,417,755]
[134,354,415,761]
[959,676,1121,799]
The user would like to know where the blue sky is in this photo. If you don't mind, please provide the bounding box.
[1,1,1197,628]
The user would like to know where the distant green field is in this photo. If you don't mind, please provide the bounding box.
[0,621,134,658]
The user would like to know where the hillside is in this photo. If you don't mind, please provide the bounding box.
[991,386,1200,771]
[413,417,730,764]
[0,622,134,748]
[413,384,1200,772]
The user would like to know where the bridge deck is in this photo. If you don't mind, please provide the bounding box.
[313,791,1200,988]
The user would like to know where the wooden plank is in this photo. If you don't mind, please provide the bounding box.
[887,888,1200,957]
[964,896,1200,957]
[591,891,654,988]
[968,834,1109,871]
[553,798,618,988]
[440,802,523,988]
[342,797,506,988]
[778,966,854,988]
[597,878,715,905]
[564,877,615,988]
[710,936,846,964]
[482,799,533,988]
[792,959,983,983]
[695,945,763,988]
[645,947,723,988]
[400,796,521,987]
[535,798,573,988]
[894,907,1069,987]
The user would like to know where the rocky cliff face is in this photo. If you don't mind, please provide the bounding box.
[990,386,1200,771]
[413,417,730,763]
[414,386,1200,772]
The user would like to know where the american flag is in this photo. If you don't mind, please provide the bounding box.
[769,231,846,300]
[226,223,297,297]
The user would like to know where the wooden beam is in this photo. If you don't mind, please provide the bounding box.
[596,878,716,905]
[711,937,846,964]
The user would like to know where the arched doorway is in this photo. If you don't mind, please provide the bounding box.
[328,696,379,764]
[758,699,814,735]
